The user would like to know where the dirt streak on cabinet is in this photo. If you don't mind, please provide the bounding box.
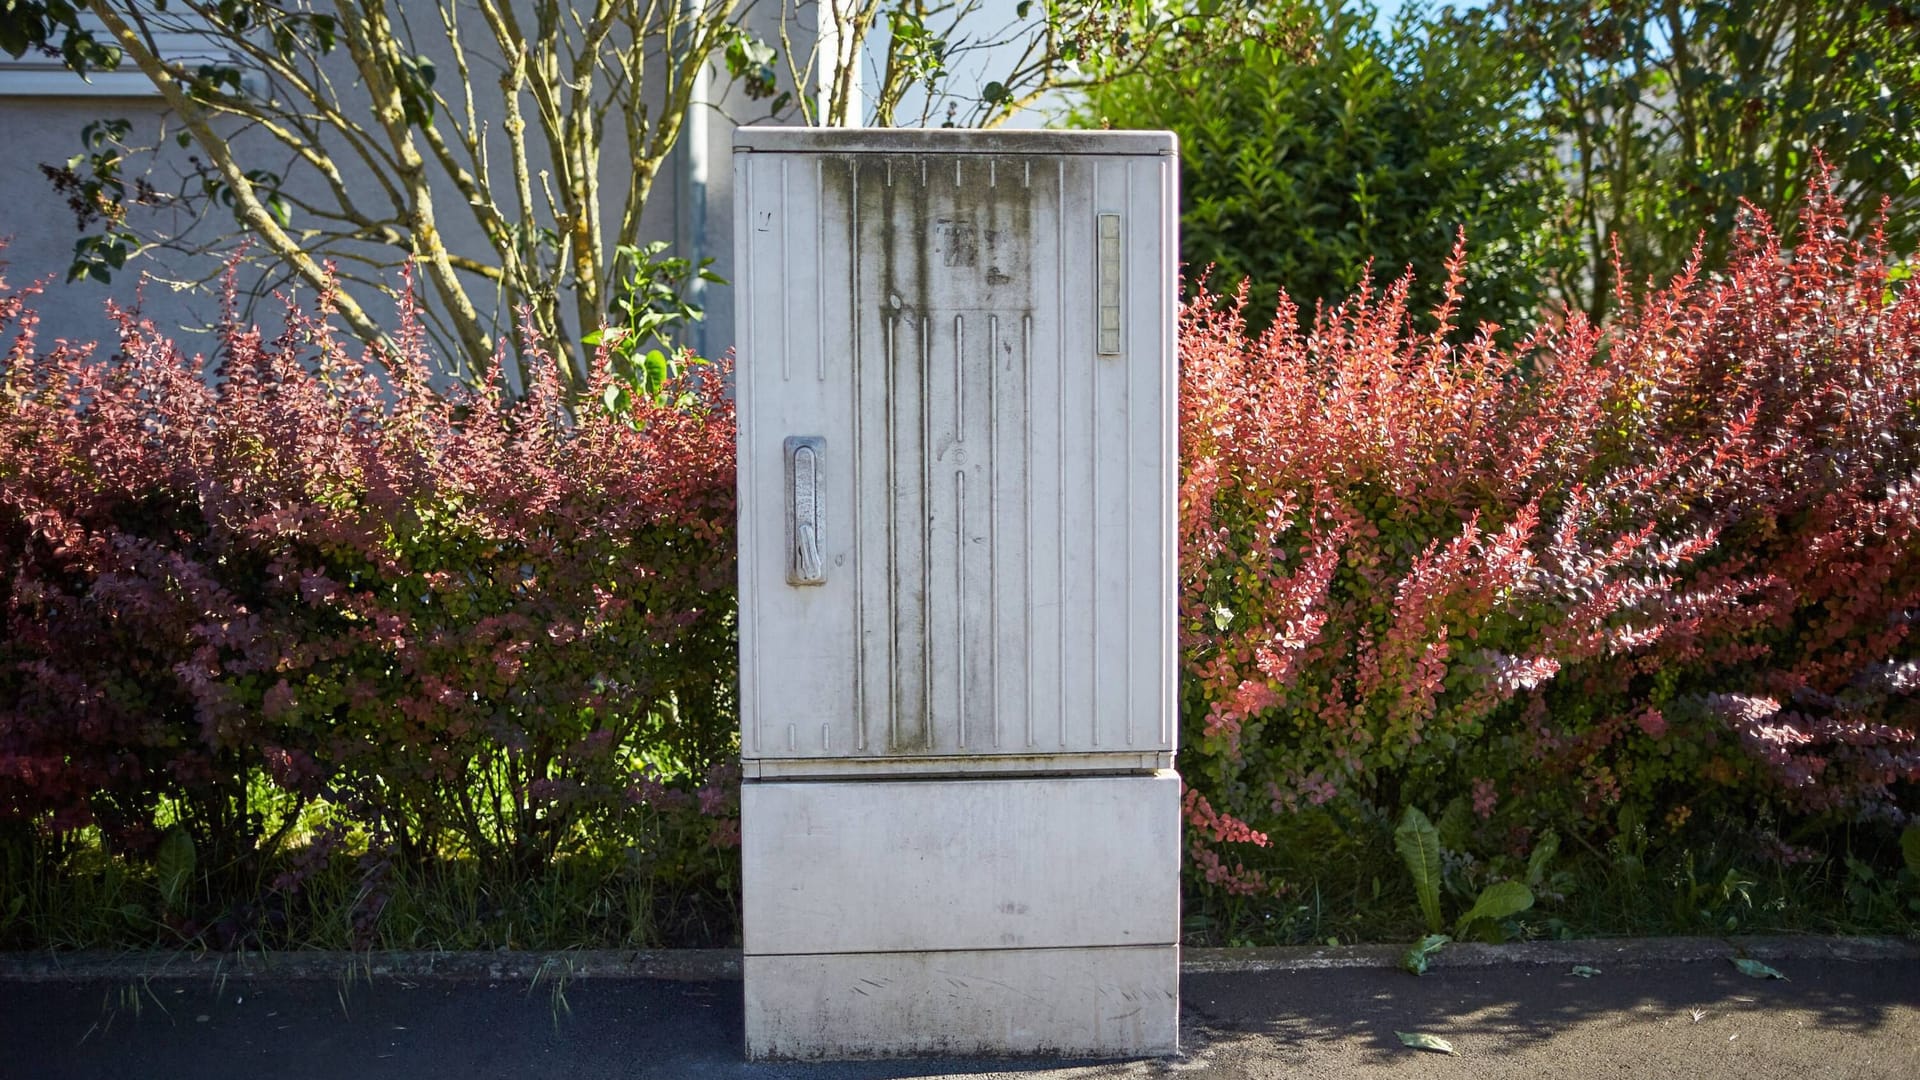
[735,129,1177,780]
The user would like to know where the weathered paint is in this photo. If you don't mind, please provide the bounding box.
[742,772,1180,956]
[743,945,1180,1061]
[734,128,1181,1061]
[735,133,1179,769]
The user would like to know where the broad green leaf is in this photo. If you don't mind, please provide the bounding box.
[1394,806,1444,933]
[1402,933,1450,975]
[1435,796,1472,852]
[642,348,669,394]
[1527,829,1561,888]
[1901,824,1920,882]
[1395,1031,1455,1055]
[156,827,196,913]
[1730,957,1787,980]
[1455,880,1534,937]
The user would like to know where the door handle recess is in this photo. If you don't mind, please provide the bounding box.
[785,436,826,586]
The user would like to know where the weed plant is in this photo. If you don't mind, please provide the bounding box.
[1184,806,1920,948]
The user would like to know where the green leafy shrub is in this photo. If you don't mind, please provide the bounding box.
[1495,0,1920,320]
[1079,0,1575,334]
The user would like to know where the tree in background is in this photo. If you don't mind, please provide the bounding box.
[1081,0,1920,329]
[1497,0,1920,320]
[5,2,1309,387]
[12,0,774,389]
[1078,1,1577,335]
[781,0,1308,128]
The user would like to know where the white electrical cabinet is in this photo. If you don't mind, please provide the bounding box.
[734,127,1180,1060]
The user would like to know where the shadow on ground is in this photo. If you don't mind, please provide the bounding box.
[1172,958,1920,1079]
[6,955,1917,1079]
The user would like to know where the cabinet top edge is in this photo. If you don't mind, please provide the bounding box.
[734,127,1177,157]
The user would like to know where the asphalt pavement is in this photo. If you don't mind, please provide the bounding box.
[4,940,1916,1079]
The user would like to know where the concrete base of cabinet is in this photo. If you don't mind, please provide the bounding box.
[743,944,1179,1060]
[741,771,1180,1060]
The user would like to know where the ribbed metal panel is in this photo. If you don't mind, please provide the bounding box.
[736,134,1176,775]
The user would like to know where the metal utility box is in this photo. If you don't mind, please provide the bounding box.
[734,128,1180,1060]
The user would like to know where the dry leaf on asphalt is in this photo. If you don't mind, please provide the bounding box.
[1396,1031,1457,1055]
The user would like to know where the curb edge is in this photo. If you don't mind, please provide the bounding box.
[2,935,1914,983]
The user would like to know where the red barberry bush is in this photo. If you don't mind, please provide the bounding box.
[1179,169,1919,899]
[0,267,738,915]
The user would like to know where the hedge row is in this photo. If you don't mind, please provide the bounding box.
[1,273,739,920]
[1178,172,1918,894]
[3,169,1915,932]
